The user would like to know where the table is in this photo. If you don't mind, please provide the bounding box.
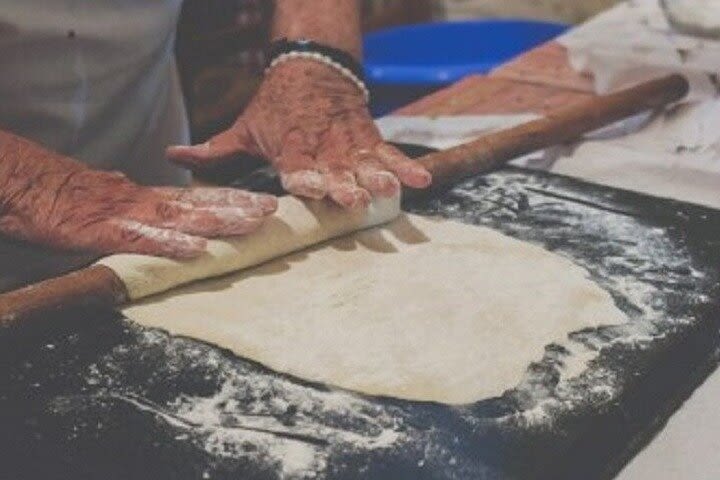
[396,39,720,480]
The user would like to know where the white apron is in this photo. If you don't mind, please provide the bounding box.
[0,0,191,185]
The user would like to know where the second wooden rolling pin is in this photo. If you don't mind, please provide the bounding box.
[0,74,690,332]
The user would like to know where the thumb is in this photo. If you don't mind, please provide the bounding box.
[166,120,257,169]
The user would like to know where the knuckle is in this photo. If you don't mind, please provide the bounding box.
[155,201,184,221]
[113,220,147,244]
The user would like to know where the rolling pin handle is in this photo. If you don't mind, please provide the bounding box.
[0,265,127,333]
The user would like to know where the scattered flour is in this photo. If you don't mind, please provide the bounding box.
[416,172,714,426]
[81,327,409,478]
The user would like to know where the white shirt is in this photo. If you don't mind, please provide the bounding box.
[0,0,191,185]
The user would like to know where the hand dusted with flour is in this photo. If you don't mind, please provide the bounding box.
[167,0,431,209]
[0,131,276,258]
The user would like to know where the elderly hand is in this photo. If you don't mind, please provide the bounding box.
[167,59,432,209]
[0,132,276,258]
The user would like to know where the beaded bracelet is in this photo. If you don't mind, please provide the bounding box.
[265,38,370,103]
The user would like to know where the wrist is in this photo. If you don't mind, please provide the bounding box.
[272,0,362,60]
[0,132,85,209]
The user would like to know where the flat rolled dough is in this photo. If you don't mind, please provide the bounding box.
[117,213,626,404]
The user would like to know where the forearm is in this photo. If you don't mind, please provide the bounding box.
[0,131,85,216]
[0,131,86,186]
[271,0,363,60]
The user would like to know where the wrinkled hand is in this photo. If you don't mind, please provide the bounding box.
[167,59,432,209]
[0,133,277,258]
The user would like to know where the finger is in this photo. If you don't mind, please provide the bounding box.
[274,135,328,200]
[153,187,278,216]
[103,220,208,259]
[171,207,265,237]
[129,201,265,237]
[376,144,432,189]
[166,120,255,169]
[326,170,371,209]
[280,170,327,200]
[355,159,401,198]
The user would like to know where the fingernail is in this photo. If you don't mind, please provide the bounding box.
[403,167,432,188]
[235,215,264,234]
[372,171,400,196]
[303,173,325,195]
[417,169,432,187]
[255,194,278,214]
[348,190,371,209]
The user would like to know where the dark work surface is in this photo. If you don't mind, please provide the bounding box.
[0,238,100,294]
[1,149,719,480]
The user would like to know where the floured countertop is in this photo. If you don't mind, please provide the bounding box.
[2,166,718,480]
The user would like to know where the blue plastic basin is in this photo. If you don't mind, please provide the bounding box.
[364,19,569,86]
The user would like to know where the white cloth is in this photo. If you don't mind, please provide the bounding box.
[558,0,720,100]
[0,0,191,186]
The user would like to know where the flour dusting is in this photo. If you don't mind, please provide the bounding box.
[79,327,412,478]
[412,171,716,426]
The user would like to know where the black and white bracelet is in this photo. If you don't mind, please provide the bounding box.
[265,38,370,102]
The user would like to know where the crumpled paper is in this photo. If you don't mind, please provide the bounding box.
[377,100,720,209]
[375,114,537,151]
[558,0,720,100]
[551,100,720,209]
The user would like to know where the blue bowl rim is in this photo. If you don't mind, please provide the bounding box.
[364,18,569,40]
[363,18,569,86]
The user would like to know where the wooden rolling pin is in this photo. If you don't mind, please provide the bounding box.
[0,74,689,332]
[417,74,689,185]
